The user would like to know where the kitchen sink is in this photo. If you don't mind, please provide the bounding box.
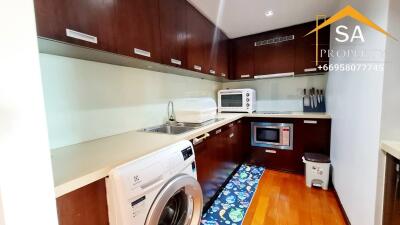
[142,124,195,135]
[141,118,225,135]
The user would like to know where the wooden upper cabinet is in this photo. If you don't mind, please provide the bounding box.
[186,4,207,73]
[230,36,255,79]
[253,27,296,76]
[217,30,229,78]
[204,21,218,76]
[159,0,187,68]
[34,0,117,52]
[114,0,161,62]
[294,21,330,75]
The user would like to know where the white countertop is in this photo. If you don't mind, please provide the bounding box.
[51,112,330,197]
[381,140,400,160]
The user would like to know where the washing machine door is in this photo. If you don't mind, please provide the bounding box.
[145,174,203,225]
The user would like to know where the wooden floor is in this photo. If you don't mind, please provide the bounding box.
[242,170,347,225]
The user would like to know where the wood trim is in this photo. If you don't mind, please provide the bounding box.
[332,186,352,225]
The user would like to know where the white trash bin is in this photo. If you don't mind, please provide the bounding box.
[302,153,331,190]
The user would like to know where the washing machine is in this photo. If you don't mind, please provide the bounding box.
[106,140,203,225]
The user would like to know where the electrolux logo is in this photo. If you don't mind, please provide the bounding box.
[305,5,397,71]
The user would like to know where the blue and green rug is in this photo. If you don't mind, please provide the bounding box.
[201,164,265,225]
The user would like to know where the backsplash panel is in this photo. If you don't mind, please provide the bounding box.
[222,75,328,112]
[40,54,221,149]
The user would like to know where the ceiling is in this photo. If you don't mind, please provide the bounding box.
[187,0,339,38]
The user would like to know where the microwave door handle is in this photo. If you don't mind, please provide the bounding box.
[221,92,242,95]
[258,126,280,129]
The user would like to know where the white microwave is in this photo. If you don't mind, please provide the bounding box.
[218,89,256,113]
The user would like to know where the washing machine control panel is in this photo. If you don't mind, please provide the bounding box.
[181,146,193,161]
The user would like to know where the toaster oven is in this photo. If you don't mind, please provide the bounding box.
[218,89,256,113]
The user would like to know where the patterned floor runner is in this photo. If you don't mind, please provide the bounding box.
[201,164,265,225]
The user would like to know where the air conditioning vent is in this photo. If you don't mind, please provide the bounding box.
[254,35,295,46]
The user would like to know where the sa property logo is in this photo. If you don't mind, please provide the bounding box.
[305,5,397,66]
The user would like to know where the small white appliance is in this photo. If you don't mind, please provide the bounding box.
[174,97,217,123]
[251,122,294,150]
[106,140,203,225]
[218,89,256,113]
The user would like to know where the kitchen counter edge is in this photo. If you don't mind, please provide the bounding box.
[52,112,331,197]
[381,140,400,160]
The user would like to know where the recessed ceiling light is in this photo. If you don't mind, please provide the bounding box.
[265,10,274,17]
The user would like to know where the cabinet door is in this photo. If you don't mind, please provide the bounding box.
[217,30,229,78]
[34,0,117,52]
[224,123,238,170]
[159,0,187,68]
[192,139,214,205]
[57,179,109,225]
[115,0,161,62]
[295,21,330,75]
[186,4,206,73]
[228,121,244,165]
[253,28,296,76]
[383,155,400,225]
[204,21,218,76]
[298,119,331,156]
[230,36,255,79]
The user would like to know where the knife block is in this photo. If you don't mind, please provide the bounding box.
[303,97,326,113]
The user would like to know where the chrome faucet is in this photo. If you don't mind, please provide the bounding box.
[167,101,176,124]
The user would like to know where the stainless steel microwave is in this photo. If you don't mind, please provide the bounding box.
[218,89,256,113]
[251,122,294,150]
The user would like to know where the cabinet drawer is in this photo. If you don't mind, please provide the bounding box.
[249,147,303,173]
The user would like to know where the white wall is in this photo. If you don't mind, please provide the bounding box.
[0,0,58,224]
[326,1,389,225]
[375,0,400,223]
[40,54,222,149]
[223,74,327,112]
[380,0,400,141]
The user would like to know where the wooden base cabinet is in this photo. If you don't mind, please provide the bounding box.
[56,179,109,225]
[193,120,244,207]
[383,154,400,225]
[246,118,331,173]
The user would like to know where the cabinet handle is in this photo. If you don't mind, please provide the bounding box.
[209,69,216,75]
[215,129,222,134]
[170,58,182,66]
[254,72,294,79]
[396,163,400,200]
[65,29,97,44]
[237,120,241,124]
[240,74,250,78]
[193,133,210,145]
[304,120,318,124]
[229,133,234,138]
[134,48,151,58]
[194,65,202,71]
[304,68,317,72]
[265,149,277,154]
[221,73,226,77]
[229,123,234,128]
